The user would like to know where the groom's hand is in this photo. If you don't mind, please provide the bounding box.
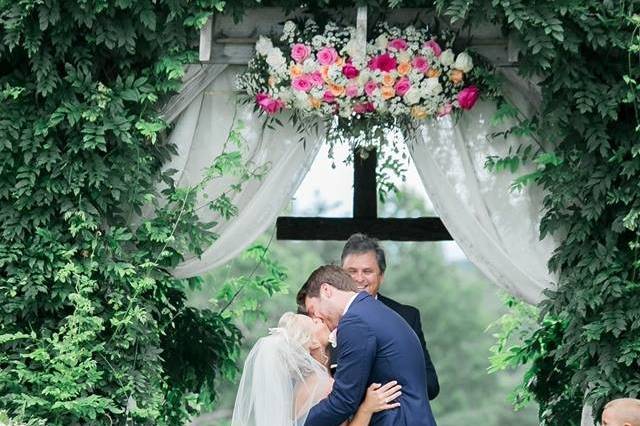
[361,381,402,414]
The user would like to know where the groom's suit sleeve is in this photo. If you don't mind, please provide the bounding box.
[304,315,375,426]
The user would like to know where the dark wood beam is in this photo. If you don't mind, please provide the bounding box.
[276,217,452,241]
[353,149,377,219]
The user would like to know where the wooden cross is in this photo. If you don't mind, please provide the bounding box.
[276,149,452,241]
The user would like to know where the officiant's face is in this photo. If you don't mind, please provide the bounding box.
[342,251,384,296]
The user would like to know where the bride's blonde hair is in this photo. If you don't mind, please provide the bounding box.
[278,312,313,350]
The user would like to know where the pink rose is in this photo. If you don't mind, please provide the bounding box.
[457,85,480,110]
[291,43,311,63]
[368,53,398,72]
[345,83,360,98]
[342,63,360,79]
[354,102,375,114]
[323,90,336,103]
[438,102,453,117]
[256,93,284,115]
[394,77,411,96]
[364,80,378,97]
[291,76,313,92]
[317,47,338,65]
[411,56,429,73]
[388,38,408,51]
[424,39,442,57]
[310,71,324,87]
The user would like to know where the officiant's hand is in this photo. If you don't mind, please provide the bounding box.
[361,381,402,414]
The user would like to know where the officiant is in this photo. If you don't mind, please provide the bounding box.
[335,233,440,401]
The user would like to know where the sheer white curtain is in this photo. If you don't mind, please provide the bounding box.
[162,65,323,278]
[410,98,557,304]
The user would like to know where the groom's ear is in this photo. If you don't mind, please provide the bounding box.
[320,282,333,298]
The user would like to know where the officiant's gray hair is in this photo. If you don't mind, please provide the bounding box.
[341,233,387,273]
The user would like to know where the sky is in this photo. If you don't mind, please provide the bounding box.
[289,142,468,262]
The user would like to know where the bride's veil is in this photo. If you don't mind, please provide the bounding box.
[231,313,331,426]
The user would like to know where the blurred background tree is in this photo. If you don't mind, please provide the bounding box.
[189,188,539,426]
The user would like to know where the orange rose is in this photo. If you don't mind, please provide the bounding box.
[382,74,396,87]
[411,106,428,119]
[426,68,441,78]
[336,57,345,66]
[397,62,412,76]
[328,82,345,97]
[309,97,322,108]
[320,66,330,81]
[449,69,464,84]
[289,64,303,78]
[381,86,396,99]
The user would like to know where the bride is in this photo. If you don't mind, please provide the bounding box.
[231,312,402,426]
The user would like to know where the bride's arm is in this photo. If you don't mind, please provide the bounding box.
[346,381,402,426]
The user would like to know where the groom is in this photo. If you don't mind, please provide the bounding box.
[298,265,437,426]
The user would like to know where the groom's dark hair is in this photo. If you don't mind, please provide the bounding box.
[297,265,358,311]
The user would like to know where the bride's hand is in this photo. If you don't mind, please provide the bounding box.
[360,381,402,414]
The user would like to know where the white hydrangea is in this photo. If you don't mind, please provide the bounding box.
[312,35,325,49]
[255,36,274,56]
[439,49,455,67]
[453,52,474,73]
[424,77,443,96]
[404,88,422,105]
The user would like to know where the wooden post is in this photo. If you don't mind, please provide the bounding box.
[353,149,377,219]
[199,16,213,62]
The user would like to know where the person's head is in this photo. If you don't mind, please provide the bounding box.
[297,265,358,331]
[277,312,329,353]
[340,233,386,296]
[602,398,640,426]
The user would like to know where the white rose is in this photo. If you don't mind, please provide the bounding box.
[255,36,274,56]
[375,34,388,49]
[424,77,443,96]
[404,88,422,105]
[302,58,318,73]
[397,50,411,63]
[345,39,361,58]
[283,20,296,35]
[266,48,286,70]
[439,49,455,67]
[454,52,474,73]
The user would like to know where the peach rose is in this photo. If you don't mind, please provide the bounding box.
[411,105,428,119]
[289,65,303,78]
[381,86,396,99]
[328,82,345,97]
[309,97,322,109]
[397,62,412,76]
[320,66,330,81]
[382,74,396,87]
[449,69,464,84]
[426,68,441,78]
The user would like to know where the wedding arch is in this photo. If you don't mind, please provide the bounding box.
[2,1,635,425]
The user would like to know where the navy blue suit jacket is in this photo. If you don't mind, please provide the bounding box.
[304,292,437,426]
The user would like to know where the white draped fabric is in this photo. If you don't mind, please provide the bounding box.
[162,65,323,278]
[411,100,557,304]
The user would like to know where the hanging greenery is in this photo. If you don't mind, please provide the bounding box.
[0,1,288,425]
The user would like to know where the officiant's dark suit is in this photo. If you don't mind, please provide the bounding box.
[336,233,440,400]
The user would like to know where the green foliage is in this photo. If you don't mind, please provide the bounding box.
[429,0,640,424]
[0,1,286,424]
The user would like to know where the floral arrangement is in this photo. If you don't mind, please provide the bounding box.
[237,20,481,124]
